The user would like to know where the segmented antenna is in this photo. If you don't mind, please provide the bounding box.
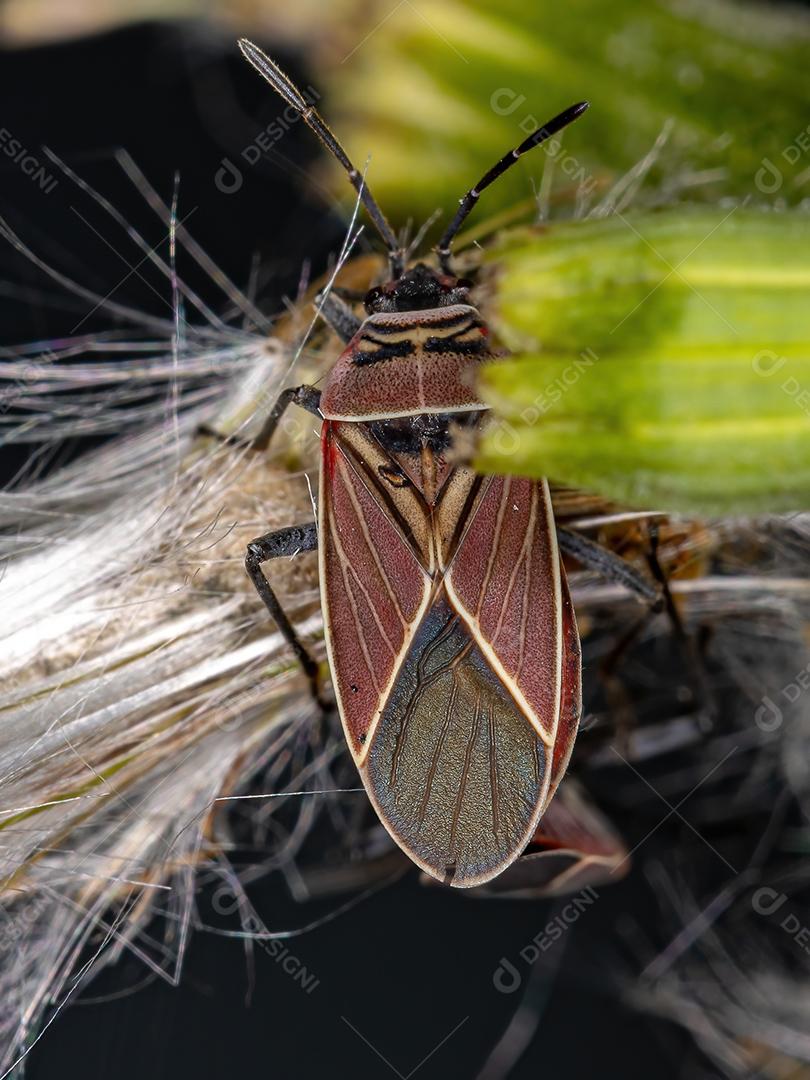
[238,39,405,278]
[435,101,589,272]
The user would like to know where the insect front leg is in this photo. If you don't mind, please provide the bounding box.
[196,384,321,449]
[252,384,321,451]
[245,522,330,710]
[315,290,362,343]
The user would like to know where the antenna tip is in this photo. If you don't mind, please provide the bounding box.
[573,101,590,117]
[237,38,264,63]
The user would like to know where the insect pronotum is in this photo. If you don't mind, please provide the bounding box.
[239,40,658,888]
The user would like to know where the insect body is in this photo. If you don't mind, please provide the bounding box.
[317,290,583,886]
[239,40,603,887]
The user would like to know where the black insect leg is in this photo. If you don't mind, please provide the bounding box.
[331,286,368,301]
[198,384,321,449]
[559,523,714,729]
[252,384,321,452]
[645,520,715,720]
[315,290,362,343]
[557,528,663,608]
[245,522,331,710]
[248,388,324,704]
[557,527,663,747]
[598,610,655,754]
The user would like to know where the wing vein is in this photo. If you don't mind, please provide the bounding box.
[326,510,385,696]
[491,484,537,660]
[488,703,500,837]
[451,689,481,847]
[417,674,458,825]
[475,477,511,618]
[336,456,412,626]
[390,613,461,784]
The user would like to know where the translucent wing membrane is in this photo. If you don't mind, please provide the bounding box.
[365,595,550,887]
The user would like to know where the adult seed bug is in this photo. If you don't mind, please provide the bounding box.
[239,39,659,888]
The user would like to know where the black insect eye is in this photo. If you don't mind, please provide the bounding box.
[364,287,384,313]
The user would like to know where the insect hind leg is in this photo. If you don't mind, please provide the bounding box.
[557,527,662,608]
[645,520,715,719]
[245,522,331,711]
[559,523,715,721]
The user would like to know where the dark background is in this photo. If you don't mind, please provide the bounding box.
[0,21,752,1080]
